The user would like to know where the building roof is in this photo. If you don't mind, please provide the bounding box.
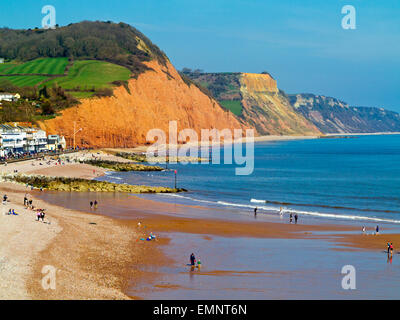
[0,123,41,132]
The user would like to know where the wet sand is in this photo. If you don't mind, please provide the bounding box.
[33,189,400,299]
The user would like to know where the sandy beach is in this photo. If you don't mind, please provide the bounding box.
[0,151,154,299]
[0,149,399,299]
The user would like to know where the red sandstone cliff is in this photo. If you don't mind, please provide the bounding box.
[39,61,246,148]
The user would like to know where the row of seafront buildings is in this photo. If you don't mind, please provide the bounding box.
[0,123,66,157]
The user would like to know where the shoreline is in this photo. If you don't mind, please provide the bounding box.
[325,132,400,136]
[0,149,399,299]
[0,151,161,299]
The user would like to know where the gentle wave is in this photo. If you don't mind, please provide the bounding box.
[161,195,400,224]
[250,199,400,214]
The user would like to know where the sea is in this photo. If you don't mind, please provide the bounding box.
[98,134,400,225]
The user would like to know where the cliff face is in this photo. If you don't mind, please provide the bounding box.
[289,94,400,133]
[186,72,321,136]
[239,73,320,135]
[39,61,245,148]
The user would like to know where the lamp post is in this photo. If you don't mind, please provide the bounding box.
[174,170,177,189]
[73,122,82,150]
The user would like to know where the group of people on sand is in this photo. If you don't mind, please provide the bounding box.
[3,195,17,216]
[90,200,98,209]
[253,207,299,224]
[6,209,18,216]
[361,225,380,235]
[23,194,34,209]
[190,253,202,270]
[3,193,46,222]
[289,213,298,224]
[36,209,46,222]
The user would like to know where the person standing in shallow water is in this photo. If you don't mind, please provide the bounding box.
[294,214,298,224]
[254,207,258,217]
[190,253,196,266]
[289,213,293,224]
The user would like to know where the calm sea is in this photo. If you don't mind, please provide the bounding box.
[98,134,400,225]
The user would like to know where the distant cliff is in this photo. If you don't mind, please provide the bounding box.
[289,94,400,133]
[185,72,321,136]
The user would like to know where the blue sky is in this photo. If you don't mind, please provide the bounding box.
[1,0,399,111]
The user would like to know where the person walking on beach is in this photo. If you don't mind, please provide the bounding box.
[376,225,380,235]
[289,213,293,224]
[254,207,258,217]
[390,242,394,256]
[23,195,27,206]
[190,253,196,266]
[294,214,298,224]
[90,201,93,209]
[94,200,98,209]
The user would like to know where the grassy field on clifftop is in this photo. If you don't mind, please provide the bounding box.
[0,58,131,98]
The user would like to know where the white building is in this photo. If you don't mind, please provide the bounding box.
[0,93,20,102]
[0,131,27,154]
[47,134,66,150]
[25,129,48,152]
[0,124,48,155]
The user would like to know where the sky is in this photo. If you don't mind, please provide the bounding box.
[1,0,399,111]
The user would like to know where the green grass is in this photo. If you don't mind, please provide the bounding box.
[0,58,131,99]
[0,63,17,74]
[0,75,49,87]
[66,91,95,99]
[219,100,243,116]
[0,58,68,75]
[43,60,131,90]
